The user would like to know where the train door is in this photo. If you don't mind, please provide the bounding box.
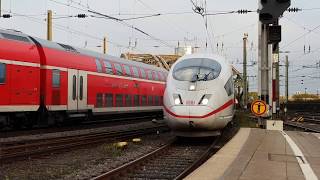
[67,69,88,111]
[68,69,78,110]
[77,71,87,110]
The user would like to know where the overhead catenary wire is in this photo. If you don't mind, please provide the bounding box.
[49,0,175,48]
[281,23,320,49]
[282,16,320,37]
[135,0,199,45]
[1,9,134,52]
[190,0,214,52]
[88,9,175,48]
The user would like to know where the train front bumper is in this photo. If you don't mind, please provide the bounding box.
[164,105,230,131]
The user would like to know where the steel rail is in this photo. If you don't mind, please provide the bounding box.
[284,121,320,133]
[93,125,239,180]
[92,138,177,180]
[0,124,168,161]
[174,125,238,180]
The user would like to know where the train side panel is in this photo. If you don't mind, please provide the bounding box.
[0,38,40,112]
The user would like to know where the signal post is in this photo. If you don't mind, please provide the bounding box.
[257,0,290,130]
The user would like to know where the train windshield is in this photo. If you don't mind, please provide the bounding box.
[173,58,221,82]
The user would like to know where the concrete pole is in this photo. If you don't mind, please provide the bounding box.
[276,54,280,117]
[47,10,53,41]
[103,36,108,54]
[258,22,269,104]
[285,55,289,118]
[276,49,280,117]
[272,42,280,118]
[243,33,248,109]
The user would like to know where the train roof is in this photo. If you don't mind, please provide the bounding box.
[0,29,167,72]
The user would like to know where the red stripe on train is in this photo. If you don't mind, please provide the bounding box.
[164,99,234,119]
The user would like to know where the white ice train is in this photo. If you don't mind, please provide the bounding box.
[163,54,235,137]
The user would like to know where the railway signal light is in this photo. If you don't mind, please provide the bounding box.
[268,25,282,43]
[259,0,291,24]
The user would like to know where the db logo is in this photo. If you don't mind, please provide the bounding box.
[186,100,195,105]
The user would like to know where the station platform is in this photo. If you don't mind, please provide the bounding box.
[185,128,320,180]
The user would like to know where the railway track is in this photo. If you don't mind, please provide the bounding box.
[303,115,320,124]
[1,113,162,137]
[284,121,320,133]
[93,124,238,180]
[284,113,320,133]
[0,123,168,162]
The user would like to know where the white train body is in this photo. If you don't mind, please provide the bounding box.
[163,54,235,137]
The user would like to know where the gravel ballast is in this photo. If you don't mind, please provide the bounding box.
[0,132,173,180]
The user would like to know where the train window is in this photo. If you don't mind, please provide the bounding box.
[0,63,6,84]
[72,75,76,100]
[132,66,140,78]
[105,94,113,107]
[52,69,60,88]
[104,61,113,74]
[140,69,146,79]
[148,96,153,105]
[162,72,167,80]
[1,33,30,43]
[114,64,123,76]
[154,96,160,105]
[116,94,123,107]
[147,70,153,80]
[79,76,83,100]
[96,93,103,107]
[157,72,163,81]
[134,95,140,106]
[224,76,234,96]
[125,94,131,106]
[95,59,103,73]
[142,96,147,106]
[123,65,132,77]
[173,58,221,82]
[152,71,159,81]
[159,96,163,105]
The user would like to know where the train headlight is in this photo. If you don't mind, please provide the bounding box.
[174,98,181,105]
[173,94,183,105]
[201,98,209,105]
[189,84,196,91]
[199,94,211,105]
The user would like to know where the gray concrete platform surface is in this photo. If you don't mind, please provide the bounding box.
[185,128,320,180]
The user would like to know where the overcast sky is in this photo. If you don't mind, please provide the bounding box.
[0,0,319,95]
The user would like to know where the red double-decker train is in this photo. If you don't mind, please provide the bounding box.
[0,29,167,128]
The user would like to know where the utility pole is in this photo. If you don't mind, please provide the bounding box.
[47,10,53,41]
[243,33,248,109]
[103,36,108,54]
[285,55,289,118]
[0,0,2,17]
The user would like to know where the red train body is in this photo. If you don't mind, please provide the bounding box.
[0,30,167,128]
